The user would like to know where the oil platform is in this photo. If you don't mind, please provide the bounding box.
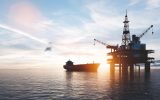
[94,11,154,73]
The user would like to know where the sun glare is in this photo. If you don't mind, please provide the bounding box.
[98,62,110,72]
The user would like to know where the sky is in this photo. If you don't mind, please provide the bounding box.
[0,0,160,69]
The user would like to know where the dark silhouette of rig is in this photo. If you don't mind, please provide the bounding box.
[94,11,154,73]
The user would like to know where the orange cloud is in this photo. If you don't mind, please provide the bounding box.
[8,1,45,31]
[9,1,42,24]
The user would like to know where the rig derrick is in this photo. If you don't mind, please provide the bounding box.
[94,11,154,73]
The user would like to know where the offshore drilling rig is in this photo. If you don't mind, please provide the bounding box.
[94,11,154,73]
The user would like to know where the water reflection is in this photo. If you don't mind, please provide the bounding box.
[65,71,73,81]
[0,68,159,99]
[64,67,152,99]
[109,67,151,100]
[64,71,99,99]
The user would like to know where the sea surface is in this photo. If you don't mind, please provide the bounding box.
[0,67,160,100]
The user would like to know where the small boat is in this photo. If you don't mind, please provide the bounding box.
[63,60,100,72]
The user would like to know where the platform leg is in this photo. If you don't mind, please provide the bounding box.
[145,62,150,72]
[110,63,115,75]
[130,64,134,80]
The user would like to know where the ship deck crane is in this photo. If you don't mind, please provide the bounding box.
[94,38,118,52]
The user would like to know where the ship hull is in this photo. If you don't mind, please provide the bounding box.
[63,63,100,72]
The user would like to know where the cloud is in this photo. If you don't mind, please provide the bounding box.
[80,1,124,45]
[129,0,141,6]
[147,0,160,9]
[0,0,160,68]
[9,2,41,22]
[60,51,93,56]
[7,1,54,34]
[0,49,61,69]
[86,1,122,30]
[0,24,48,44]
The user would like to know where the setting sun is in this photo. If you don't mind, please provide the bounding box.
[98,63,110,72]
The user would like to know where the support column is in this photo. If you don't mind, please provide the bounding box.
[122,64,128,75]
[130,64,134,80]
[122,64,128,73]
[145,62,150,72]
[110,63,115,73]
[119,63,122,76]
[122,64,128,82]
[119,56,122,76]
[110,63,115,78]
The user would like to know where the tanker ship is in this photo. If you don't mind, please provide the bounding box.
[63,60,100,72]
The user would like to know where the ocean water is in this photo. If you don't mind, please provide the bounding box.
[0,67,160,100]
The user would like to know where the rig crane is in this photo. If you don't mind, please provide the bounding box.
[138,25,153,39]
[94,39,107,47]
[94,38,118,52]
[131,25,154,46]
